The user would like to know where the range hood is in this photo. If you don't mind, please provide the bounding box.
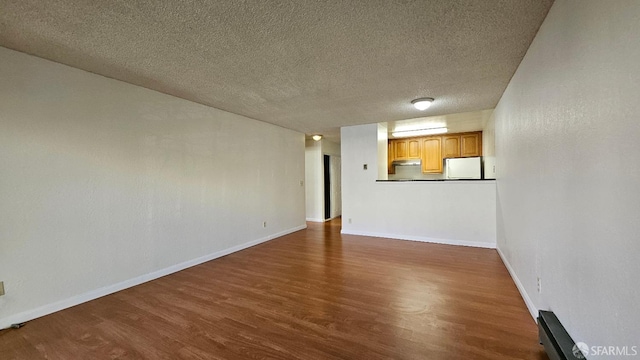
[391,159,421,166]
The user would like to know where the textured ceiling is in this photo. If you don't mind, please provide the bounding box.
[0,0,553,141]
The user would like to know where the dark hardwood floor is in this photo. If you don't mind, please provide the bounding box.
[1,218,547,359]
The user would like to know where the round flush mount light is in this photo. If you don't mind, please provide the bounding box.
[312,134,323,141]
[411,97,434,111]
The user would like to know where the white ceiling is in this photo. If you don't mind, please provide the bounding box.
[0,1,553,142]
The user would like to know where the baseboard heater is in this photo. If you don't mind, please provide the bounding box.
[538,310,584,360]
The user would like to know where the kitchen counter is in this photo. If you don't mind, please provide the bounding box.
[343,178,497,248]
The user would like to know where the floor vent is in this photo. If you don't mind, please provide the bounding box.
[538,310,585,360]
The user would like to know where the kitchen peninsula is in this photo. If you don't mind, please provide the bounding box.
[341,124,496,249]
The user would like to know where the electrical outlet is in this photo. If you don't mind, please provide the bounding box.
[0,281,5,296]
[263,221,267,228]
[537,277,541,293]
[299,180,304,186]
[348,218,352,224]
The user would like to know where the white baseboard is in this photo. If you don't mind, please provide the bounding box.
[306,215,341,223]
[0,224,307,330]
[496,246,538,321]
[340,229,496,249]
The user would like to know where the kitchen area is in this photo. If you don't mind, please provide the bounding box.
[340,111,497,249]
[383,109,496,181]
[388,131,485,180]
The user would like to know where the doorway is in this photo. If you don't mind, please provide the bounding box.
[323,155,342,220]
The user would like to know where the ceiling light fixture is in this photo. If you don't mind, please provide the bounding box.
[312,134,323,141]
[392,127,448,138]
[411,97,434,111]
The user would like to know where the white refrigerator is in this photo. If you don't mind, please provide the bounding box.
[445,157,482,179]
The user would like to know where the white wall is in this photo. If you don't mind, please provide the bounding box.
[341,124,496,248]
[377,123,388,181]
[0,47,306,328]
[305,139,323,221]
[323,140,342,220]
[305,139,342,222]
[329,155,342,219]
[322,139,341,157]
[494,0,640,353]
[482,113,496,179]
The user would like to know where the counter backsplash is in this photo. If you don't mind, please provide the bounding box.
[388,165,444,180]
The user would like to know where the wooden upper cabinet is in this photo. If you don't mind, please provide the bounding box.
[460,132,482,157]
[442,131,482,158]
[387,131,481,175]
[422,137,442,173]
[407,138,421,159]
[442,136,461,158]
[394,139,408,159]
[392,138,420,160]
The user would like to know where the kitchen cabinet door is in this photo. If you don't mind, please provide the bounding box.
[442,136,461,158]
[422,137,443,173]
[461,133,482,157]
[407,138,421,159]
[394,139,408,159]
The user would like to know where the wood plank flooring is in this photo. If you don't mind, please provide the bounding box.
[1,218,548,359]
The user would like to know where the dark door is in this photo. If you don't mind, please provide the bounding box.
[324,155,331,220]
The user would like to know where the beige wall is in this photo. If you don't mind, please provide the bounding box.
[0,47,306,327]
[305,139,323,221]
[305,138,342,222]
[494,0,640,350]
